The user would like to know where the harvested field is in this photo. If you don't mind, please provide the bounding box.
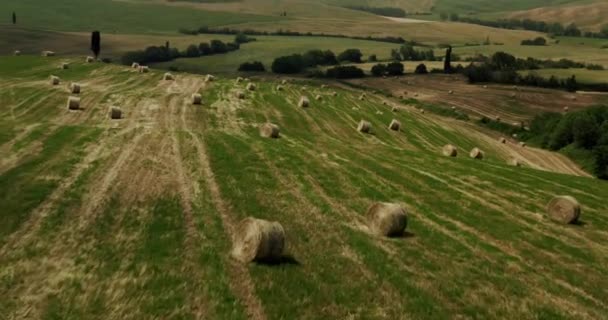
[1,56,608,320]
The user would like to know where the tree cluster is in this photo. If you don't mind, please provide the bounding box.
[238,61,265,72]
[121,39,239,65]
[520,37,546,46]
[371,62,404,76]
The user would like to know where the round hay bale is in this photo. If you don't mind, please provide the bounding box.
[358,95,365,101]
[42,51,55,57]
[499,137,507,144]
[512,133,518,139]
[14,50,21,56]
[508,158,521,167]
[70,83,81,94]
[469,147,484,159]
[547,196,580,224]
[110,106,122,119]
[451,106,456,111]
[163,73,174,81]
[236,77,243,83]
[483,85,488,89]
[391,106,398,112]
[570,96,577,101]
[563,106,569,113]
[442,144,457,157]
[276,85,284,91]
[61,63,69,70]
[302,86,308,91]
[321,84,327,89]
[67,96,80,110]
[231,217,285,263]
[366,202,408,237]
[139,66,149,73]
[357,120,371,133]
[205,74,215,82]
[382,101,388,106]
[131,62,140,69]
[375,111,383,115]
[414,93,419,97]
[244,78,250,82]
[388,119,401,131]
[192,93,202,105]
[330,91,337,97]
[281,79,287,85]
[86,56,94,63]
[298,96,310,107]
[50,75,60,85]
[519,141,526,147]
[246,83,256,91]
[495,116,501,122]
[315,95,322,101]
[448,90,454,94]
[260,123,280,138]
[236,91,246,99]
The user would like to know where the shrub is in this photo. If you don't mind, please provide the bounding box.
[326,66,365,78]
[386,62,404,75]
[371,64,387,76]
[368,54,377,62]
[415,63,428,74]
[238,61,265,72]
[337,49,363,63]
[521,37,547,46]
[272,54,305,74]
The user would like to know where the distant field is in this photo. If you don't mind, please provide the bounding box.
[452,37,608,67]
[432,0,590,14]
[0,0,281,33]
[521,68,608,85]
[155,36,404,74]
[507,1,608,31]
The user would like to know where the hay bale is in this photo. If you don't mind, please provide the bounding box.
[67,96,80,110]
[508,158,521,167]
[302,86,308,91]
[276,85,284,91]
[281,79,287,85]
[391,107,398,112]
[231,217,285,263]
[547,196,580,224]
[50,75,60,85]
[382,101,388,106]
[451,106,456,111]
[375,111,383,115]
[499,137,506,144]
[14,50,21,56]
[61,63,69,70]
[236,91,246,99]
[131,62,140,69]
[236,77,243,83]
[86,56,94,63]
[42,51,55,57]
[388,119,401,131]
[512,133,518,139]
[315,95,322,101]
[246,83,256,91]
[442,144,457,157]
[358,95,365,101]
[519,141,526,147]
[357,120,371,133]
[510,93,516,98]
[564,106,569,113]
[366,202,408,237]
[70,83,81,94]
[448,90,454,94]
[205,74,215,82]
[163,72,174,81]
[414,93,419,97]
[139,66,149,73]
[483,85,488,88]
[321,84,327,89]
[330,91,337,97]
[192,93,202,105]
[495,116,501,122]
[244,78,250,82]
[298,96,310,108]
[260,123,280,138]
[110,106,122,119]
[469,147,484,159]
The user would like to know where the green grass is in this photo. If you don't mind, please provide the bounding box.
[433,0,589,14]
[1,60,608,319]
[0,0,281,34]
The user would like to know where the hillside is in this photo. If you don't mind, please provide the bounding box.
[508,2,608,32]
[1,56,608,319]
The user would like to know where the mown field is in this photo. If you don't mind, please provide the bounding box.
[1,56,608,319]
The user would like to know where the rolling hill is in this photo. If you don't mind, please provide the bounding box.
[1,56,607,319]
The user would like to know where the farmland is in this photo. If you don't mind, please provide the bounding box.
[1,56,608,319]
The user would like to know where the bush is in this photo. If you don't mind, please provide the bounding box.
[185,44,200,58]
[337,49,363,63]
[371,63,387,76]
[521,37,547,46]
[271,54,305,74]
[238,61,265,72]
[386,62,404,75]
[326,66,365,79]
[234,33,255,44]
[368,54,377,62]
[415,63,428,74]
[302,50,337,67]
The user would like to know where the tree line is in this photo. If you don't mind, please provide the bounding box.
[439,15,608,39]
[121,38,240,65]
[526,106,608,179]
[178,26,407,44]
